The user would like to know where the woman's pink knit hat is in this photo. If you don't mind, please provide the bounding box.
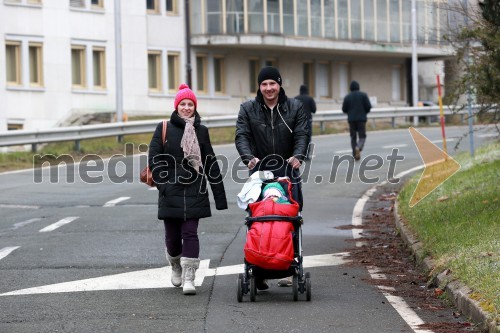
[174,83,197,110]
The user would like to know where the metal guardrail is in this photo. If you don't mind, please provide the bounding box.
[0,106,473,150]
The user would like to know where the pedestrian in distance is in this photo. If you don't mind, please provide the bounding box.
[342,80,372,161]
[295,84,316,154]
[235,66,309,289]
[148,83,228,295]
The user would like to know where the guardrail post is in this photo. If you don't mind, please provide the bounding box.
[31,143,37,153]
[320,121,325,134]
[117,135,123,143]
[74,140,81,152]
[391,117,396,128]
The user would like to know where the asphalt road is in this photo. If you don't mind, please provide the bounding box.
[0,125,495,333]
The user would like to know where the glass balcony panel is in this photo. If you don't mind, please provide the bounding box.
[377,0,388,42]
[297,0,308,36]
[311,0,322,37]
[417,0,426,43]
[324,0,335,38]
[402,0,411,43]
[226,0,244,34]
[364,0,375,41]
[351,0,361,40]
[283,0,295,35]
[207,0,222,33]
[191,0,202,33]
[248,0,264,33]
[267,0,280,33]
[426,1,438,44]
[389,0,400,42]
[338,0,348,40]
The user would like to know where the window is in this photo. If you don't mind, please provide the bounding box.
[392,65,403,101]
[318,62,331,98]
[167,52,180,93]
[339,62,350,98]
[389,0,400,42]
[324,0,335,38]
[351,0,362,40]
[6,41,21,86]
[297,0,308,36]
[6,38,44,89]
[338,0,348,39]
[267,0,280,34]
[71,46,86,88]
[377,0,388,42]
[8,123,24,131]
[248,0,264,33]
[311,0,322,37]
[92,47,106,89]
[207,0,222,33]
[166,0,176,14]
[214,56,225,94]
[249,58,260,93]
[71,42,106,91]
[147,0,159,13]
[226,0,244,34]
[91,0,103,9]
[364,0,375,41]
[6,0,42,4]
[303,62,315,96]
[264,59,277,67]
[196,54,208,93]
[148,51,162,92]
[29,43,43,86]
[283,0,295,36]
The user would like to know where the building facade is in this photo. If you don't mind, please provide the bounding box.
[1,0,453,132]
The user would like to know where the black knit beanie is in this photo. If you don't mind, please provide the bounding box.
[258,66,282,86]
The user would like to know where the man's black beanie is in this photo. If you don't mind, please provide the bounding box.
[258,66,282,86]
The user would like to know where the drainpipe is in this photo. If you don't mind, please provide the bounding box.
[411,0,419,126]
[185,0,192,87]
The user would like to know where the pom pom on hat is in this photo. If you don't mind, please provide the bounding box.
[174,83,197,110]
[258,66,282,86]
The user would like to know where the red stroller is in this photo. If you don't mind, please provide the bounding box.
[236,176,311,302]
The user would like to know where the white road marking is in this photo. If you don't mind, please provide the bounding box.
[39,217,79,233]
[351,165,432,333]
[0,252,350,296]
[0,246,20,261]
[478,133,497,138]
[382,144,407,149]
[12,218,42,230]
[103,197,130,207]
[382,293,434,333]
[335,149,352,154]
[431,138,455,144]
[0,204,39,209]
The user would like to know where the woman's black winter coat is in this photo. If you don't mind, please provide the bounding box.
[148,111,227,220]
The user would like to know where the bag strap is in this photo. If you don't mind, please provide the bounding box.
[161,120,167,146]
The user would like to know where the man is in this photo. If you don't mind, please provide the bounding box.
[295,85,316,159]
[235,66,309,289]
[342,80,372,161]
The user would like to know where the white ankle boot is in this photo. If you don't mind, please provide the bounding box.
[165,250,182,287]
[180,257,200,295]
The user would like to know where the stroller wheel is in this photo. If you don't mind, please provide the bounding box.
[237,273,244,302]
[305,272,312,301]
[250,276,256,302]
[292,275,299,301]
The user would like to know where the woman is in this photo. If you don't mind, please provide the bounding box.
[148,84,227,295]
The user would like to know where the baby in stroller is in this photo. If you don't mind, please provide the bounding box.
[236,175,311,302]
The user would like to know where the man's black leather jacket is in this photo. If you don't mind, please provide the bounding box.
[235,88,309,165]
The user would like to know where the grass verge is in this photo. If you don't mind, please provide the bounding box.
[397,141,500,319]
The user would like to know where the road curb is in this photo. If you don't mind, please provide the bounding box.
[393,201,499,333]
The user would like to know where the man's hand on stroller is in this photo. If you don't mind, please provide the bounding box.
[286,156,301,169]
[247,157,260,170]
